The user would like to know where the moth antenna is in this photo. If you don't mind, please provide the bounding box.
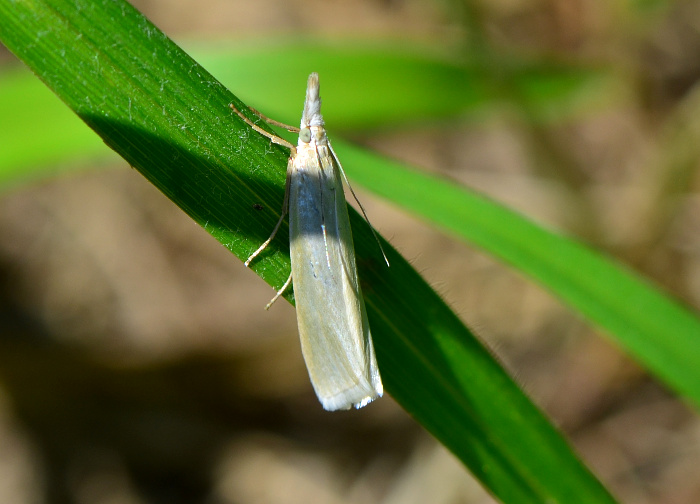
[328,141,390,267]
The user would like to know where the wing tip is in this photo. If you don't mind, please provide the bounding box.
[319,383,383,411]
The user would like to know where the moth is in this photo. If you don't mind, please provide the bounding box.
[231,73,387,411]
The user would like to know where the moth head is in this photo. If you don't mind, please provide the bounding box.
[301,72,324,129]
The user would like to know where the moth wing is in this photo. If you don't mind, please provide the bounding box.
[288,147,382,411]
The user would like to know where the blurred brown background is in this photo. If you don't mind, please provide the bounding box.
[2,0,700,503]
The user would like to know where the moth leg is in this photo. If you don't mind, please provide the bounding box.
[229,103,298,153]
[244,212,285,267]
[265,271,293,310]
[230,102,297,307]
[247,105,300,133]
[245,160,293,267]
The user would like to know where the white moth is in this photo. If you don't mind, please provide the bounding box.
[231,73,386,411]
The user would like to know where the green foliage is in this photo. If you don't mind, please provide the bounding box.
[3,0,700,503]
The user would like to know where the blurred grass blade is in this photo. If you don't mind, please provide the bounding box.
[0,42,615,189]
[0,69,112,188]
[0,0,617,502]
[192,42,613,128]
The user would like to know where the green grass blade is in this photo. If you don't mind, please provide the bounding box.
[0,0,617,502]
[341,144,700,409]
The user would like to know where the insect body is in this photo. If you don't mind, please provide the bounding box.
[232,73,384,411]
